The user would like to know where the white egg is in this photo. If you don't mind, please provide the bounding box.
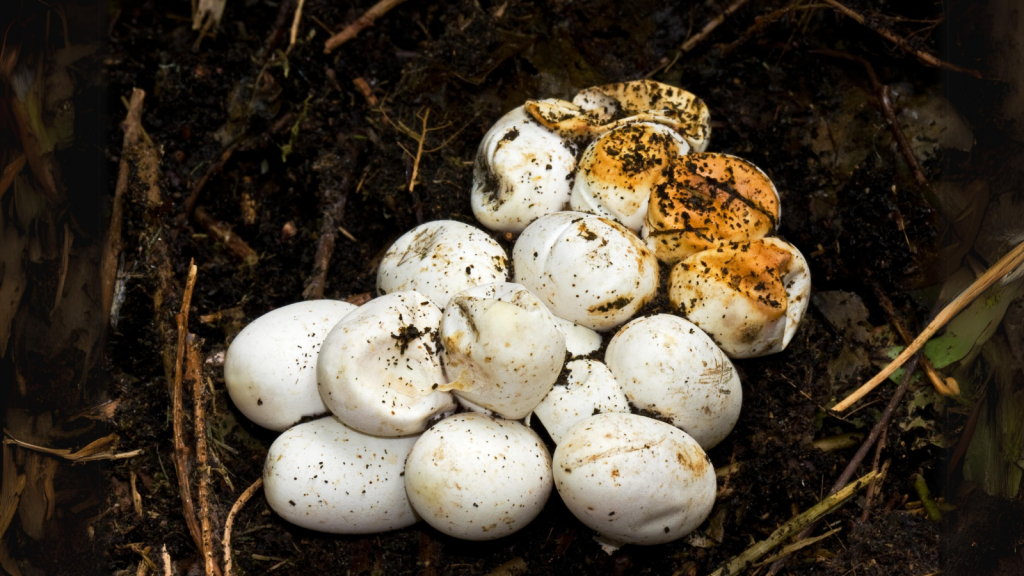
[571,122,689,232]
[376,220,509,308]
[553,413,716,550]
[440,283,566,419]
[224,300,356,431]
[533,359,630,444]
[316,292,457,437]
[513,212,658,331]
[667,237,811,358]
[263,416,420,533]
[605,315,742,449]
[471,106,578,233]
[551,315,603,358]
[404,413,553,541]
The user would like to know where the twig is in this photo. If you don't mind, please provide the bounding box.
[289,0,306,49]
[834,239,1024,411]
[947,389,986,479]
[913,474,941,521]
[223,477,264,576]
[324,0,409,53]
[409,108,430,193]
[723,2,829,55]
[708,471,878,576]
[754,528,840,566]
[103,89,147,325]
[3,431,142,461]
[185,146,237,218]
[682,0,751,52]
[820,0,983,78]
[870,282,953,396]
[130,470,143,517]
[193,207,259,266]
[302,144,358,299]
[162,545,172,576]
[0,153,26,201]
[188,335,219,576]
[172,261,203,556]
[766,352,922,574]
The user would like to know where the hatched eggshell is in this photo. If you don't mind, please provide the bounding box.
[224,300,356,431]
[605,315,742,449]
[533,359,630,444]
[440,283,566,419]
[571,122,689,232]
[667,237,811,359]
[317,292,457,437]
[513,212,658,331]
[404,413,553,541]
[263,416,420,533]
[376,220,509,308]
[471,106,578,233]
[553,413,716,547]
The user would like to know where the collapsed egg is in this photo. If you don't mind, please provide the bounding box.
[376,220,509,308]
[571,122,689,232]
[533,359,631,444]
[263,416,420,533]
[667,237,811,358]
[605,314,742,449]
[316,292,456,436]
[440,282,566,419]
[404,413,553,541]
[513,212,659,331]
[642,152,780,264]
[224,300,356,431]
[553,413,716,550]
[471,106,578,233]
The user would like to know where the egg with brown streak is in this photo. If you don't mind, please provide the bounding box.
[642,153,781,265]
[667,237,811,359]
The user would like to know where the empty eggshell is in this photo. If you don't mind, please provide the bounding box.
[471,106,578,233]
[376,220,510,308]
[571,122,689,232]
[440,282,566,419]
[667,237,811,359]
[642,152,780,264]
[317,292,457,437]
[404,413,553,541]
[224,300,356,431]
[553,413,716,549]
[533,359,631,444]
[263,416,420,533]
[605,315,742,449]
[513,212,659,331]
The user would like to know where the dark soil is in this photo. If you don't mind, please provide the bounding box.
[9,0,1024,574]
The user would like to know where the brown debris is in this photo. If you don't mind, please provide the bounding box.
[188,335,219,576]
[324,0,410,54]
[223,477,263,576]
[302,145,359,300]
[681,0,751,52]
[352,77,379,106]
[193,207,259,266]
[171,262,203,558]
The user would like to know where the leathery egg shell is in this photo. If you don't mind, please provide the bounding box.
[552,315,603,358]
[605,315,742,449]
[533,359,631,444]
[376,220,510,308]
[317,292,457,437]
[263,416,420,534]
[553,413,716,549]
[571,122,689,232]
[224,300,357,431]
[440,283,566,419]
[642,152,780,264]
[667,237,811,359]
[404,413,553,541]
[471,106,578,233]
[512,212,659,331]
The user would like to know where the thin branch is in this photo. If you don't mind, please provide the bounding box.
[172,261,203,555]
[709,471,878,576]
[409,108,429,193]
[289,0,307,49]
[223,477,264,576]
[820,0,983,78]
[324,0,410,54]
[682,0,751,52]
[834,239,1024,411]
[188,335,220,576]
[870,282,953,396]
[302,144,358,300]
[193,207,259,266]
